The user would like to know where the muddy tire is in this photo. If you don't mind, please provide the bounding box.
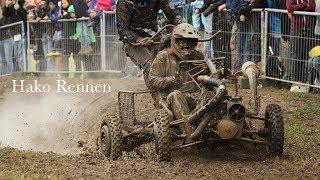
[264,104,284,156]
[100,115,122,160]
[153,109,171,161]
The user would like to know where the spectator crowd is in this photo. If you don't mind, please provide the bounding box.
[0,0,320,91]
[0,0,116,75]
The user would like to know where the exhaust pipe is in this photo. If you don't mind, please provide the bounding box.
[190,112,214,140]
[188,75,226,125]
[241,62,260,115]
[197,75,225,87]
[186,75,227,141]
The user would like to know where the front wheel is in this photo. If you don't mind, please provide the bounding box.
[264,104,284,156]
[153,109,171,161]
[100,115,123,160]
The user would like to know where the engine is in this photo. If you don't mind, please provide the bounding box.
[216,98,246,140]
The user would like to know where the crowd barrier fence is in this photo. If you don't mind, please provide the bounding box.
[0,9,319,89]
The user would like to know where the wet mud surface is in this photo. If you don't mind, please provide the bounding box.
[0,76,319,179]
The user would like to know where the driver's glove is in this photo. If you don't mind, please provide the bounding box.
[136,37,154,46]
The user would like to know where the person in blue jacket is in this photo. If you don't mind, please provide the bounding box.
[48,0,61,23]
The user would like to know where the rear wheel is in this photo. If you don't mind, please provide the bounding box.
[264,104,284,156]
[100,115,122,160]
[153,109,171,161]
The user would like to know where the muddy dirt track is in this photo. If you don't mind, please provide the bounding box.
[0,76,319,179]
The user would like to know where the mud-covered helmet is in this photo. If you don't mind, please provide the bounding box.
[309,46,320,58]
[171,23,200,60]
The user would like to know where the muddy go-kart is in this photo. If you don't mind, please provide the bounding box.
[153,60,284,161]
[99,56,284,161]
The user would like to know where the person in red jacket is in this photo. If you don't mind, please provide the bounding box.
[286,0,316,88]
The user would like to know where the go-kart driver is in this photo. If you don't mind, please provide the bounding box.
[148,23,205,120]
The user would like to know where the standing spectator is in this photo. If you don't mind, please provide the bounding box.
[286,0,315,91]
[60,0,72,71]
[74,0,95,54]
[1,6,14,75]
[209,1,231,66]
[34,0,47,20]
[33,0,53,71]
[306,0,320,89]
[220,0,238,70]
[307,46,320,90]
[190,0,203,31]
[232,0,267,70]
[268,0,282,56]
[200,0,215,59]
[88,0,104,70]
[231,0,253,70]
[274,1,291,81]
[48,0,61,25]
[24,0,36,11]
[47,0,64,73]
[172,0,185,19]
[278,0,290,36]
[66,5,82,73]
[14,0,27,72]
[88,0,104,33]
[185,0,194,24]
[70,2,96,70]
[61,0,70,18]
[93,0,118,70]
[265,0,283,78]
[201,0,226,60]
[1,0,27,74]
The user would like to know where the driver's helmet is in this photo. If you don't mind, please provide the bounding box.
[309,46,320,58]
[171,23,200,60]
